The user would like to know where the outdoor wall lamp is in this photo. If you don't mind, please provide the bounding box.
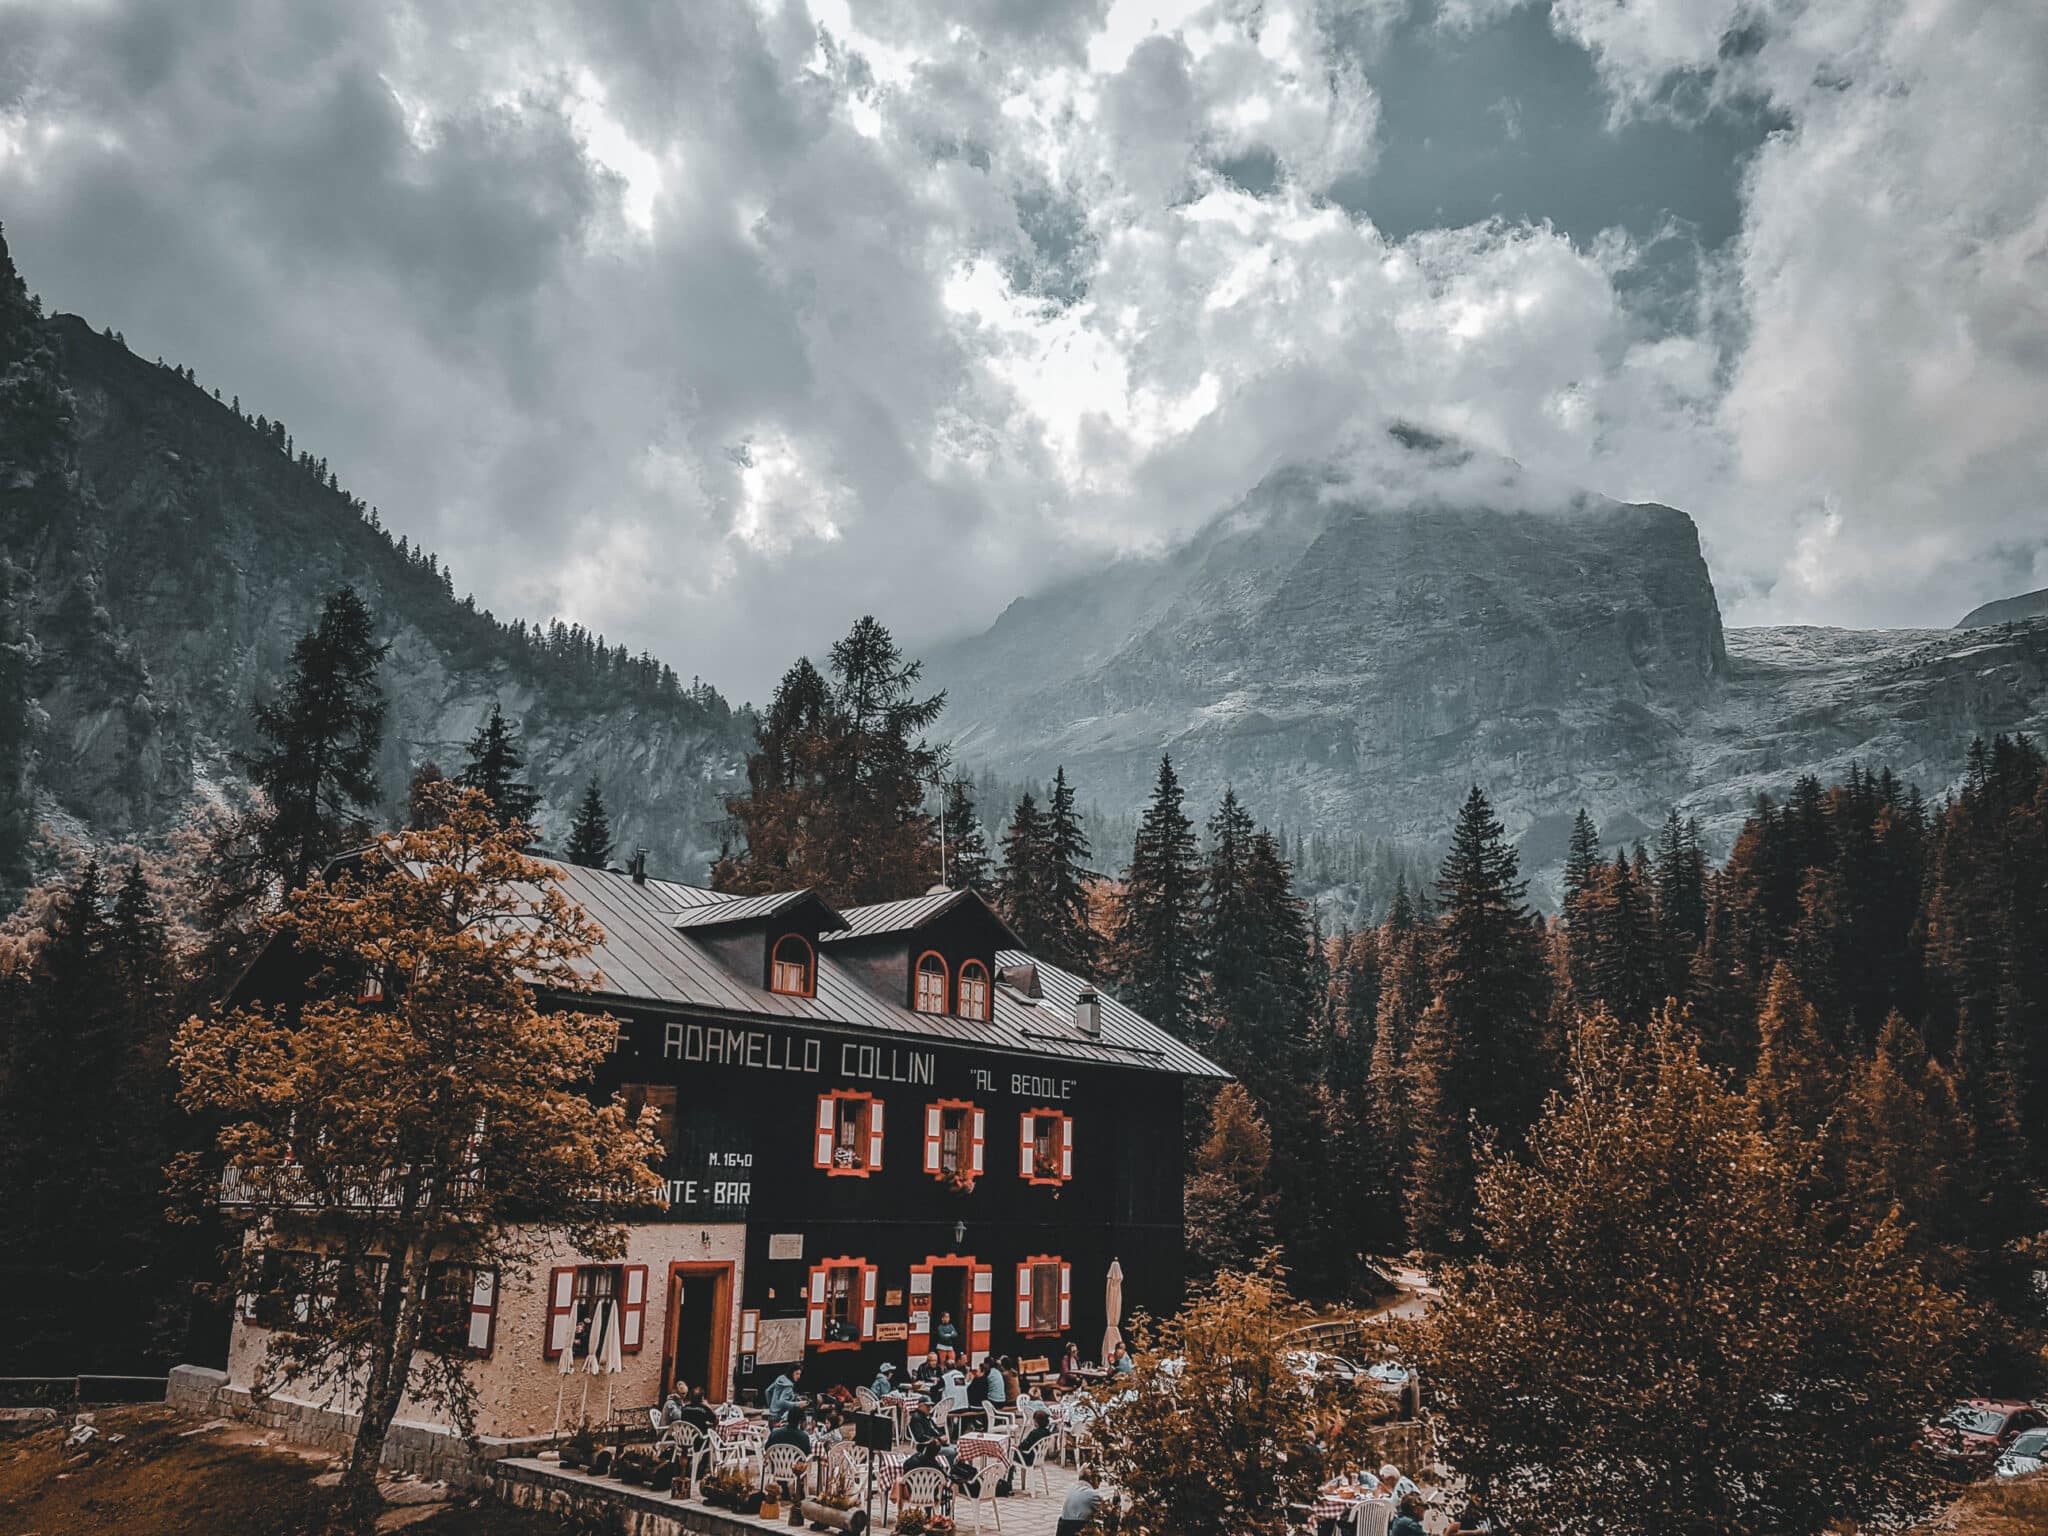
[952,1220,966,1245]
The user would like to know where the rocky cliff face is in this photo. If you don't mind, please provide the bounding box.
[927,444,2048,897]
[0,306,749,889]
[1957,586,2048,628]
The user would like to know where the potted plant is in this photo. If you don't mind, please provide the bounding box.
[588,1447,614,1478]
[559,1422,597,1470]
[893,1507,928,1535]
[617,1449,655,1486]
[760,1487,784,1521]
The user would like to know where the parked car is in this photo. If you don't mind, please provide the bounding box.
[1994,1426,2048,1480]
[1922,1400,2048,1478]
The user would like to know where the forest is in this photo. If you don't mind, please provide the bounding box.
[2,595,2044,1399]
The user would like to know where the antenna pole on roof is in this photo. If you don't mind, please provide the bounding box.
[928,770,948,888]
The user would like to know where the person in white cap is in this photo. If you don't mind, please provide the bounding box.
[1373,1464,1419,1502]
[869,1361,897,1398]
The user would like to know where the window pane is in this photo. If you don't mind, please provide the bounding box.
[1031,1264,1060,1332]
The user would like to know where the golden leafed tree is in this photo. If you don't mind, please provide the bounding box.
[1089,1263,1391,1536]
[172,786,663,1534]
[1410,1009,1970,1536]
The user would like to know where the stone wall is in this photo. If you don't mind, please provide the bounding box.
[220,1223,747,1442]
[167,1364,551,1486]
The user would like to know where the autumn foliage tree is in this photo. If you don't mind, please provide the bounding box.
[1090,1263,1390,1536]
[1183,1083,1277,1283]
[172,787,663,1534]
[1411,1012,1969,1536]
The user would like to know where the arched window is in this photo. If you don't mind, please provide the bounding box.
[956,959,991,1021]
[914,951,949,1014]
[770,933,815,997]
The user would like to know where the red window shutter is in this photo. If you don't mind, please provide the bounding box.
[861,1263,879,1340]
[1060,1115,1074,1180]
[923,1104,942,1174]
[907,1264,933,1358]
[970,1108,985,1174]
[620,1264,649,1352]
[544,1266,575,1359]
[806,1265,828,1345]
[866,1097,885,1171]
[970,1265,992,1358]
[1015,1263,1032,1331]
[1060,1263,1071,1328]
[1018,1113,1034,1179]
[815,1096,835,1169]
[468,1267,499,1355]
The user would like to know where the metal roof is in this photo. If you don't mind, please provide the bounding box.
[529,863,1226,1079]
[669,889,850,932]
[826,887,977,941]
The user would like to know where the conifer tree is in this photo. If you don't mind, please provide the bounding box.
[1749,962,1842,1149]
[1183,1083,1278,1282]
[1110,755,1204,1042]
[459,704,541,832]
[942,777,994,897]
[224,588,389,911]
[1404,787,1550,1250]
[406,761,447,830]
[1043,767,1096,972]
[714,618,944,905]
[565,778,613,868]
[999,792,1057,950]
[1582,851,1661,1023]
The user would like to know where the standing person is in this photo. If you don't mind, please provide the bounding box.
[933,1311,962,1357]
[1391,1493,1427,1536]
[1056,1468,1106,1536]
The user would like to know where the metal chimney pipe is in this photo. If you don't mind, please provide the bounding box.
[1073,987,1101,1038]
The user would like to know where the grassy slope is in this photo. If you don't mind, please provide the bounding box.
[1911,1473,2048,1536]
[0,1405,581,1536]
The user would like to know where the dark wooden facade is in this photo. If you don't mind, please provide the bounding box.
[597,1001,1189,1390]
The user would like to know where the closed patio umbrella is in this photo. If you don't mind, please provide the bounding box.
[579,1298,611,1425]
[1101,1258,1124,1366]
[600,1291,625,1423]
[553,1298,582,1441]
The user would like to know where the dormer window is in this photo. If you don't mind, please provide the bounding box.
[771,933,815,997]
[914,951,949,1014]
[956,959,991,1021]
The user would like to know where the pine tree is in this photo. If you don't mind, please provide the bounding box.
[1581,852,1661,1023]
[406,761,447,829]
[1043,768,1096,972]
[1749,962,1842,1149]
[999,792,1057,952]
[459,704,542,832]
[565,779,613,868]
[223,587,389,913]
[1110,755,1204,1042]
[1405,787,1550,1250]
[942,777,994,896]
[714,619,944,905]
[1183,1083,1278,1283]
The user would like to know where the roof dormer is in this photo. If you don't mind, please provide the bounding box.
[670,889,849,997]
[822,887,1021,1022]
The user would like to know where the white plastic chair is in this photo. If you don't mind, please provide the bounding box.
[899,1466,948,1521]
[667,1423,710,1495]
[759,1442,808,1494]
[985,1409,1017,1437]
[647,1408,665,1436]
[855,1386,881,1413]
[956,1458,1002,1533]
[1353,1501,1395,1536]
[1009,1438,1051,1497]
[929,1399,952,1436]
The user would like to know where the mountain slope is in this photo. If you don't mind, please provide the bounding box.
[1957,586,2048,628]
[0,242,749,890]
[928,442,2048,894]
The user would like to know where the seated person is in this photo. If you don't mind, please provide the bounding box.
[1374,1464,1420,1503]
[870,1361,898,1398]
[764,1365,804,1426]
[983,1357,1010,1412]
[765,1408,812,1456]
[1057,1344,1082,1388]
[1056,1468,1106,1536]
[1016,1409,1057,1466]
[1391,1493,1428,1536]
[1110,1346,1136,1376]
[677,1389,719,1438]
[913,1351,943,1386]
[907,1403,944,1449]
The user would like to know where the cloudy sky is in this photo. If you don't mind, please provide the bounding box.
[5,0,2045,698]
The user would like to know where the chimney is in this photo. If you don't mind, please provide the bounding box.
[1073,986,1101,1039]
[629,849,648,885]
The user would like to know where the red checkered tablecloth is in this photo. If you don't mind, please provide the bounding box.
[717,1418,762,1441]
[955,1432,1009,1464]
[1312,1493,1373,1521]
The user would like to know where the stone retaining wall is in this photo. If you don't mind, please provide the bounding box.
[167,1364,551,1487]
[491,1458,769,1536]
